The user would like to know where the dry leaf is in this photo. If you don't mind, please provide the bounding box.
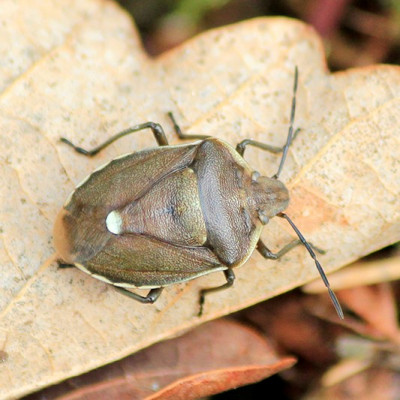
[321,358,373,387]
[1,0,400,398]
[338,284,400,343]
[243,295,337,365]
[305,368,400,400]
[303,284,400,342]
[23,319,295,400]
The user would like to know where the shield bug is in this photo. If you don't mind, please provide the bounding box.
[54,68,344,318]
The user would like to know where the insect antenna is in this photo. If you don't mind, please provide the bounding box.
[273,68,344,319]
[279,213,344,319]
[273,66,298,179]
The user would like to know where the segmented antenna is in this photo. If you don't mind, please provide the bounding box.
[273,66,298,179]
[279,213,344,319]
[274,68,344,319]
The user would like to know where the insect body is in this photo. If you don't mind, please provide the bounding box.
[54,68,343,318]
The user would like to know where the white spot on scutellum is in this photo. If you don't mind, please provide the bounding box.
[106,210,123,234]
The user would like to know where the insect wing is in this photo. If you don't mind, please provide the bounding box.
[84,234,225,288]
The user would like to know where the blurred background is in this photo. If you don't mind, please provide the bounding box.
[117,0,400,69]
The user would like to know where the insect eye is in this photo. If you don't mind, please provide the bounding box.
[251,171,260,182]
[258,210,269,225]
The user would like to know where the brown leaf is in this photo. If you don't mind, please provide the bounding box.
[303,282,400,342]
[146,362,292,400]
[305,294,393,341]
[243,295,339,366]
[338,284,400,344]
[23,319,295,400]
[1,0,400,398]
[306,368,400,400]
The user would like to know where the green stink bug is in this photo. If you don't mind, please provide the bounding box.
[54,68,343,318]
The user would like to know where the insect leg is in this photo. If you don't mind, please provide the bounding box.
[57,262,75,269]
[198,269,235,316]
[113,287,164,304]
[235,129,300,157]
[236,66,299,179]
[167,112,209,140]
[60,122,169,156]
[257,239,325,260]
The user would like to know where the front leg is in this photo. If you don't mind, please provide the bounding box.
[257,239,325,260]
